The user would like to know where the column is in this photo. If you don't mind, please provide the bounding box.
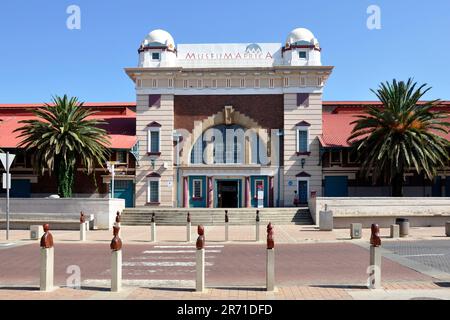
[183,177,189,208]
[245,176,251,208]
[269,176,274,207]
[207,177,213,208]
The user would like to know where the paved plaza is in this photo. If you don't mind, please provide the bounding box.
[1,225,450,300]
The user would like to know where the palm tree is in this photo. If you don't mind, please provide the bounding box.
[15,95,110,197]
[348,79,450,197]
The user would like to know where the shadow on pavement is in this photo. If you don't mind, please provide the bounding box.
[0,286,39,291]
[142,287,194,292]
[310,284,368,290]
[434,282,450,288]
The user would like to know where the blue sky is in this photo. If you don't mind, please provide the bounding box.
[0,0,449,103]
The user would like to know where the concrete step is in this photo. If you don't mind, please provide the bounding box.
[121,208,313,226]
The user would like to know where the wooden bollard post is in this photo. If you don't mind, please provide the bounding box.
[110,225,123,292]
[187,212,192,242]
[151,213,156,242]
[256,210,260,242]
[80,212,86,241]
[266,222,275,291]
[40,224,54,292]
[225,210,229,242]
[368,224,382,289]
[196,225,205,292]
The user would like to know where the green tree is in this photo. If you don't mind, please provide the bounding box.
[15,95,110,197]
[348,79,450,197]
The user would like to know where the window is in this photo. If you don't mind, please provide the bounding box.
[347,150,358,164]
[284,77,289,87]
[14,153,26,167]
[183,79,188,89]
[300,76,306,87]
[226,79,231,88]
[151,52,160,60]
[296,129,309,153]
[168,78,173,88]
[150,131,160,153]
[152,79,157,88]
[197,79,203,88]
[148,179,160,203]
[212,79,217,88]
[147,126,161,154]
[116,151,127,164]
[299,51,307,59]
[240,78,245,88]
[193,179,202,199]
[254,78,260,88]
[269,78,274,88]
[330,151,342,164]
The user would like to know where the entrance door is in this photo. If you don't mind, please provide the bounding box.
[10,179,31,198]
[297,180,308,204]
[324,176,349,197]
[432,177,442,197]
[217,180,239,208]
[113,180,134,207]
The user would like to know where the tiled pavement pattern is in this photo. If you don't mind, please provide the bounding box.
[383,240,450,274]
[1,225,448,245]
[1,226,450,300]
[0,282,449,300]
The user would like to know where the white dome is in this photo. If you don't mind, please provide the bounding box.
[142,29,175,49]
[285,28,315,46]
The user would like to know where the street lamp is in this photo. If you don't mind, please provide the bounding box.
[106,161,116,199]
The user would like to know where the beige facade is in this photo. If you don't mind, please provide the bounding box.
[127,28,333,208]
[283,93,323,206]
[135,94,174,206]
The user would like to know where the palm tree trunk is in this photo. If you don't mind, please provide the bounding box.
[56,158,75,198]
[391,172,404,197]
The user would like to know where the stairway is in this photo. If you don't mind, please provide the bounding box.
[121,207,313,226]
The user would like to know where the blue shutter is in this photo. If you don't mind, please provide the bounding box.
[150,131,160,153]
[298,130,308,153]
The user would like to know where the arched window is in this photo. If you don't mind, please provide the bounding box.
[190,125,265,165]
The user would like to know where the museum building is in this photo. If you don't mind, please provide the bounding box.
[0,28,449,207]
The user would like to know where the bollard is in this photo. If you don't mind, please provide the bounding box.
[80,212,86,241]
[319,204,333,231]
[350,223,362,239]
[266,222,275,291]
[110,225,123,292]
[187,212,192,242]
[396,218,410,237]
[225,210,229,242]
[40,224,54,292]
[390,224,400,238]
[115,211,122,238]
[196,225,205,292]
[256,210,260,242]
[368,224,382,289]
[151,213,156,242]
[446,222,450,237]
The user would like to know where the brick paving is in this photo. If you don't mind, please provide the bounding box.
[0,226,449,300]
[1,225,448,245]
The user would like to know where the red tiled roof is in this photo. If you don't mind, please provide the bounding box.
[0,104,136,149]
[0,102,136,108]
[321,102,450,148]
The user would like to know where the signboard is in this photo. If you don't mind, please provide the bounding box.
[177,43,283,68]
[2,173,11,190]
[0,153,15,171]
